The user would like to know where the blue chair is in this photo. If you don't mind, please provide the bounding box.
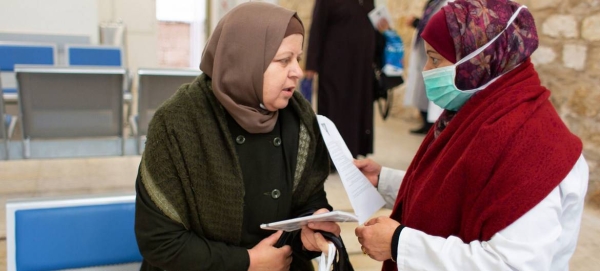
[0,42,56,103]
[6,194,142,271]
[65,44,123,67]
[65,44,133,121]
[0,32,90,65]
[132,68,201,154]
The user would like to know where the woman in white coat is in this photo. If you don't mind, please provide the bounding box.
[355,0,588,270]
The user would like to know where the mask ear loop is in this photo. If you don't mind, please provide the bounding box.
[452,5,528,93]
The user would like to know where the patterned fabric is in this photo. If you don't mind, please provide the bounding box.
[433,110,456,139]
[433,0,538,138]
[444,0,538,90]
[293,124,310,192]
[415,0,445,42]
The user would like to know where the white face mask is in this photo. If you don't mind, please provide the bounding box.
[422,5,526,111]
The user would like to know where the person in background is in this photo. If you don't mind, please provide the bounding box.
[403,0,448,134]
[354,0,588,270]
[134,3,340,271]
[306,0,377,158]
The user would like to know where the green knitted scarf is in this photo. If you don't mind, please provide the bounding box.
[140,74,330,245]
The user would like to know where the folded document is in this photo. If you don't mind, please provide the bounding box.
[260,211,358,232]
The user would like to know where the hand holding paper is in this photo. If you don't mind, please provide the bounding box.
[368,6,394,29]
[300,208,341,253]
[317,115,386,224]
[260,211,357,232]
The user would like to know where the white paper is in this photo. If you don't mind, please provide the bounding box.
[317,115,386,224]
[260,210,358,232]
[368,6,393,29]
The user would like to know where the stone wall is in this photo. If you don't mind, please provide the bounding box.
[519,0,600,205]
[279,0,600,203]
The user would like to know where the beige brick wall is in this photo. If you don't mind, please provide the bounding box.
[157,21,191,68]
[519,0,600,204]
[280,0,600,204]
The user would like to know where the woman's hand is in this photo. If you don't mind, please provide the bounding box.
[405,15,417,28]
[301,208,341,252]
[313,232,332,254]
[377,18,390,32]
[248,231,292,271]
[355,216,400,261]
[353,158,382,187]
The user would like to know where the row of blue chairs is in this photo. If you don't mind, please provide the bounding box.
[0,41,203,159]
[0,42,124,154]
[0,42,123,101]
[0,66,200,160]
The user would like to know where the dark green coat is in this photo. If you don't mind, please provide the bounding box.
[135,74,331,270]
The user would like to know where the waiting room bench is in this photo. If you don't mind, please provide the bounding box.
[6,194,142,271]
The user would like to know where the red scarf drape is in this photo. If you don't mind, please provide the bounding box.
[382,60,582,270]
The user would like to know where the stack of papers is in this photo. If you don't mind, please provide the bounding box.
[260,211,358,231]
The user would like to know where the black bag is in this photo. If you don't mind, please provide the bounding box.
[276,230,354,271]
[316,230,354,271]
[373,66,404,120]
[274,210,354,271]
[373,30,404,120]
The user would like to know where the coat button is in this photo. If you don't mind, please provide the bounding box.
[271,189,281,199]
[236,135,245,144]
[273,137,282,147]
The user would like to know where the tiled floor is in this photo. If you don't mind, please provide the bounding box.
[0,115,599,270]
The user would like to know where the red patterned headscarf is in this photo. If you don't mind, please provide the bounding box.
[422,0,539,138]
[440,0,538,90]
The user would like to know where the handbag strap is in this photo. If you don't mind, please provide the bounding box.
[317,230,355,271]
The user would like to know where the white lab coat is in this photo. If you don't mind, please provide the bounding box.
[378,154,588,271]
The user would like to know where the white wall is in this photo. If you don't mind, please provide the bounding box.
[209,0,278,34]
[98,0,159,70]
[0,0,98,43]
[0,0,158,70]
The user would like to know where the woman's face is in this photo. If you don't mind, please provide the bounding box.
[262,33,304,111]
[423,41,454,71]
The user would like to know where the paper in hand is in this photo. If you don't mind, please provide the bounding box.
[368,6,394,29]
[260,211,358,232]
[317,115,386,224]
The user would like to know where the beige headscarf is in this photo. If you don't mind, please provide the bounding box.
[200,2,304,134]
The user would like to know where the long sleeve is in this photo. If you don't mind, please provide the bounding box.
[135,114,250,271]
[305,0,329,72]
[394,154,589,271]
[293,184,332,216]
[377,167,405,209]
[135,175,250,271]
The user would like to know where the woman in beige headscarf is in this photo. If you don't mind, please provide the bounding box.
[134,2,339,271]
